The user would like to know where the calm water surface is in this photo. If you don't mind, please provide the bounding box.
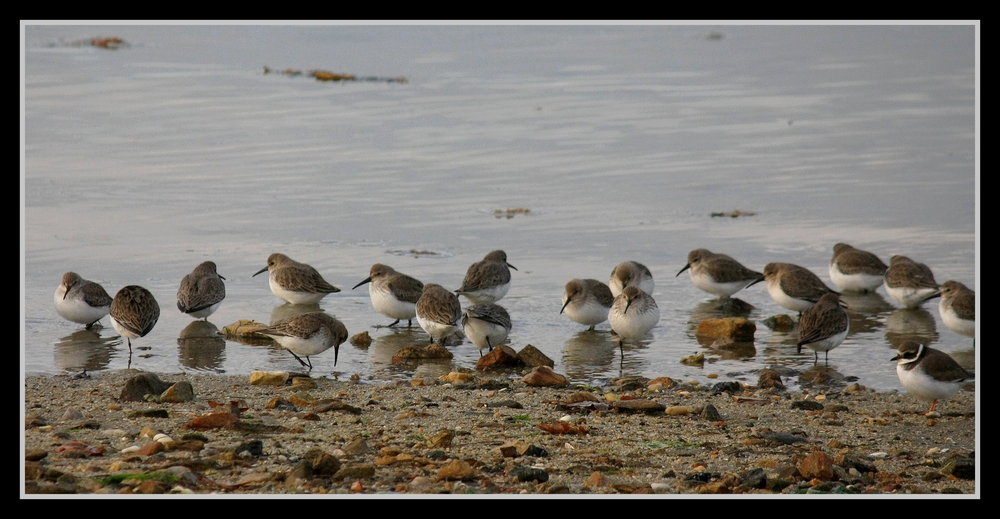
[23,24,978,393]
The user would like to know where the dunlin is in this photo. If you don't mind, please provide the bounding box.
[747,262,838,314]
[609,261,654,298]
[883,255,940,308]
[109,285,160,353]
[892,341,974,414]
[676,249,763,299]
[609,285,660,343]
[455,250,517,304]
[828,243,888,293]
[353,264,424,327]
[462,303,512,355]
[416,283,463,344]
[176,261,226,320]
[796,292,849,363]
[560,279,614,330]
[54,272,113,330]
[258,311,348,369]
[938,280,975,339]
[253,253,340,305]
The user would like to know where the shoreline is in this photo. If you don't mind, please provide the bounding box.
[23,368,978,496]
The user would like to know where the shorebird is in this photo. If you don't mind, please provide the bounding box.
[176,261,226,320]
[352,264,423,327]
[258,311,348,369]
[676,249,763,299]
[253,253,340,305]
[796,292,849,364]
[54,272,113,330]
[455,250,517,304]
[462,303,512,355]
[560,278,614,330]
[883,255,940,308]
[416,283,463,344]
[892,341,974,414]
[828,243,888,293]
[609,286,660,356]
[747,262,838,315]
[938,280,975,341]
[110,285,160,354]
[609,261,654,298]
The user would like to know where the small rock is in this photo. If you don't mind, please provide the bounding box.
[440,372,475,384]
[119,373,172,402]
[343,438,374,455]
[798,451,834,480]
[791,400,824,411]
[350,331,372,347]
[700,404,722,421]
[614,400,667,414]
[696,317,756,341]
[291,377,317,389]
[249,371,290,386]
[425,430,455,449]
[522,366,569,387]
[680,353,705,366]
[648,377,676,388]
[476,344,520,370]
[665,405,697,416]
[304,448,341,476]
[584,471,610,487]
[710,382,741,395]
[516,344,554,368]
[160,381,195,403]
[437,460,475,481]
[392,343,454,361]
[136,442,164,456]
[757,369,785,390]
[510,466,548,483]
[59,408,84,421]
[761,314,795,332]
[940,455,975,480]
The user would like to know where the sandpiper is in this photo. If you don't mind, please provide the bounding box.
[258,311,348,369]
[54,272,113,330]
[455,250,517,304]
[352,264,423,327]
[462,303,512,355]
[828,243,888,293]
[416,283,463,344]
[560,278,614,330]
[176,261,226,320]
[110,285,160,353]
[609,261,654,298]
[676,249,763,299]
[938,280,975,340]
[883,255,940,308]
[747,262,838,314]
[796,292,849,363]
[892,341,974,414]
[253,253,340,305]
[609,285,660,343]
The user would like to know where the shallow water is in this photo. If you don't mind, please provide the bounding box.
[23,24,978,392]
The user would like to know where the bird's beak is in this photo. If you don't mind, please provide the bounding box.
[890,354,900,361]
[352,277,372,290]
[219,275,227,281]
[624,300,632,315]
[253,266,268,277]
[334,344,340,366]
[560,299,570,314]
[745,278,764,288]
[507,263,518,271]
[676,264,690,276]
